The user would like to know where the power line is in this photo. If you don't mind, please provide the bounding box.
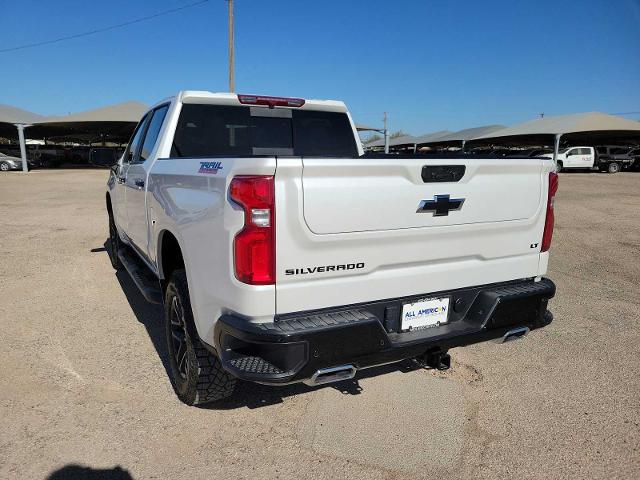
[0,0,210,54]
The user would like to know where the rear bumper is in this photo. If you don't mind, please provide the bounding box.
[209,278,556,385]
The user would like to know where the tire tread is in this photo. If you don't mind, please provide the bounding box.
[167,270,236,405]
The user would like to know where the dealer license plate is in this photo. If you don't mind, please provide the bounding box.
[401,297,450,332]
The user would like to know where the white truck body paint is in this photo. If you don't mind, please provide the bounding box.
[108,91,555,347]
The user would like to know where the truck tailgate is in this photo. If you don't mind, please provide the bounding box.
[274,157,553,314]
[302,158,541,233]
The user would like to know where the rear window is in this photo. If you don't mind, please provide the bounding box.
[170,104,357,158]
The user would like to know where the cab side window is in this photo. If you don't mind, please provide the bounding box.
[124,115,149,164]
[138,105,169,163]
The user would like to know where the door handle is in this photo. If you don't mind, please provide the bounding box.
[134,178,145,189]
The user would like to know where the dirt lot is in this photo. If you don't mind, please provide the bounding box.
[1,169,638,480]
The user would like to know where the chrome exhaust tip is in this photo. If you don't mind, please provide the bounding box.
[303,365,357,387]
[498,326,530,343]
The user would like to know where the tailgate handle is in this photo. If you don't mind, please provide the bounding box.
[422,165,466,183]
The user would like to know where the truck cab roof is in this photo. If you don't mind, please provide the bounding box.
[172,91,348,113]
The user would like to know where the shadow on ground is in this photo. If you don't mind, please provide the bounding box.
[95,240,426,411]
[209,359,422,410]
[46,464,133,479]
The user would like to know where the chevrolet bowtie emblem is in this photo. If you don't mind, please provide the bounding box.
[416,194,465,216]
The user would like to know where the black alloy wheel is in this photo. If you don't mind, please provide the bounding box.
[169,295,190,379]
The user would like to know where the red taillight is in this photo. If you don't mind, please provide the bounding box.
[541,172,558,252]
[230,176,275,285]
[237,94,305,108]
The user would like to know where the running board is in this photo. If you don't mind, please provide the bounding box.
[117,248,162,304]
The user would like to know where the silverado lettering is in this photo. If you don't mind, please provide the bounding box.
[285,262,365,275]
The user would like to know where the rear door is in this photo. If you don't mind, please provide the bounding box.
[124,104,169,255]
[275,157,552,314]
[581,147,595,167]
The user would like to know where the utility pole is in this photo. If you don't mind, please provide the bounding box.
[383,112,389,154]
[228,0,235,92]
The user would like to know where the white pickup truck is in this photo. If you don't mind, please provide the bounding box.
[555,146,632,173]
[107,91,557,405]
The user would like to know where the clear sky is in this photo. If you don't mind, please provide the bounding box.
[1,0,639,135]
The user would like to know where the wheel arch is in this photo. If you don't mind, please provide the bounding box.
[158,231,202,342]
[157,229,185,284]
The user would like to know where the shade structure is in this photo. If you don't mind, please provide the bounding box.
[355,123,383,132]
[22,101,147,144]
[27,121,141,144]
[0,104,44,124]
[1,101,147,143]
[365,134,411,148]
[387,134,419,147]
[418,125,506,147]
[412,130,453,146]
[1,101,148,172]
[365,131,451,149]
[37,101,147,124]
[0,105,44,140]
[469,112,640,147]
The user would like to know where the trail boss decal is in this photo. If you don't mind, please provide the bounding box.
[285,263,365,276]
[198,161,223,174]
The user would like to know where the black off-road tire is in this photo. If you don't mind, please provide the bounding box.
[164,269,236,405]
[107,210,123,270]
[608,162,620,174]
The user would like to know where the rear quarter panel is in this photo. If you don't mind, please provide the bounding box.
[148,157,277,345]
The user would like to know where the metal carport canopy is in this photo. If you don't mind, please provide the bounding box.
[0,104,44,124]
[365,134,414,148]
[416,125,506,147]
[0,104,45,173]
[355,123,382,132]
[365,131,451,149]
[467,112,640,162]
[37,101,147,124]
[31,101,147,143]
[411,130,452,146]
[1,101,147,173]
[473,112,640,139]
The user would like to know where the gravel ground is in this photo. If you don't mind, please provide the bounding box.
[0,169,638,480]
